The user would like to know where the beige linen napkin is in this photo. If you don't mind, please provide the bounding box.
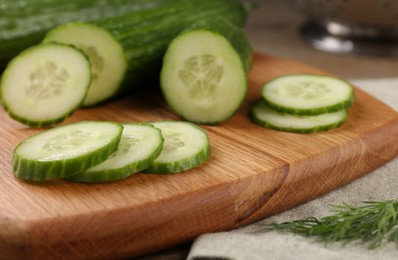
[187,78,398,260]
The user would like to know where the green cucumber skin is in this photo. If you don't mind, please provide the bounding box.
[264,94,355,116]
[144,145,210,174]
[250,100,349,133]
[251,114,348,133]
[13,143,119,181]
[12,121,123,181]
[0,0,178,67]
[262,74,356,116]
[144,121,211,174]
[0,43,92,128]
[67,123,164,183]
[66,153,158,183]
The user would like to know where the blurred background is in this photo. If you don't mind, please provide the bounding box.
[243,0,398,79]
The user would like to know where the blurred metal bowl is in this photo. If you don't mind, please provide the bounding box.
[291,0,398,55]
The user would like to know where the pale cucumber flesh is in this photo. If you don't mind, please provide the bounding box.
[251,100,348,133]
[144,121,210,174]
[67,123,164,183]
[261,74,355,115]
[0,43,91,127]
[43,22,127,106]
[12,121,123,181]
[160,30,247,124]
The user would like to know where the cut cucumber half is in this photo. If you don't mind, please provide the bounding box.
[67,123,164,183]
[43,22,128,106]
[261,74,355,115]
[0,43,91,127]
[144,121,210,174]
[250,100,348,133]
[160,18,251,124]
[12,121,123,181]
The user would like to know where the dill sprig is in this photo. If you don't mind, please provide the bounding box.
[262,200,398,249]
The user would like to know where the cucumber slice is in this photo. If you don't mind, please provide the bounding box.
[160,18,251,124]
[250,100,348,133]
[67,123,164,183]
[43,22,128,106]
[12,121,123,181]
[261,74,355,115]
[144,121,210,174]
[0,43,91,127]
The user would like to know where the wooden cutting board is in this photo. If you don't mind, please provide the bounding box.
[1,52,397,259]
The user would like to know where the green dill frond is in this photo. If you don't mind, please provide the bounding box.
[261,200,398,249]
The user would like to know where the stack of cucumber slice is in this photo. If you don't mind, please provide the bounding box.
[250,74,355,133]
[13,120,210,182]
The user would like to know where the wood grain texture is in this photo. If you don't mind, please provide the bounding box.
[0,52,397,259]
